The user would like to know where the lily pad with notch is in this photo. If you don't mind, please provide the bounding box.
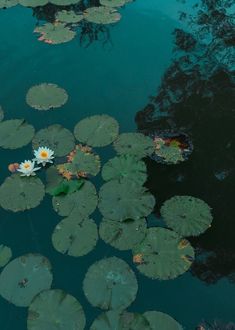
[56,10,84,23]
[84,6,121,25]
[34,23,76,45]
[143,311,183,330]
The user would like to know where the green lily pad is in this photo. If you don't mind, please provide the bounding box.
[26,83,68,111]
[0,245,12,267]
[0,119,35,149]
[52,181,97,217]
[19,0,48,7]
[113,133,154,159]
[100,0,125,7]
[32,124,75,157]
[132,228,194,280]
[27,289,86,330]
[99,218,147,251]
[83,257,138,310]
[52,215,98,257]
[51,0,80,5]
[90,310,151,330]
[0,0,18,8]
[34,23,76,45]
[160,196,213,237]
[0,175,45,212]
[153,138,184,165]
[0,254,53,307]
[74,115,119,147]
[84,6,121,24]
[98,180,155,221]
[102,155,147,184]
[143,311,183,330]
[56,10,84,23]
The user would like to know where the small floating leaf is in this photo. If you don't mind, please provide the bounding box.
[0,245,12,267]
[113,133,154,159]
[51,0,80,5]
[0,175,45,212]
[0,0,18,8]
[19,0,48,7]
[143,311,183,330]
[84,6,121,25]
[83,257,138,310]
[98,180,155,221]
[100,0,125,8]
[0,119,35,149]
[74,115,119,147]
[27,289,86,330]
[34,23,76,44]
[0,254,53,307]
[56,10,84,23]
[32,124,75,157]
[52,215,98,257]
[160,196,213,237]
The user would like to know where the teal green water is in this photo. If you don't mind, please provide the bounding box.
[0,1,235,329]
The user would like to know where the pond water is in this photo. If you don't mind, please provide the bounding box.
[0,0,235,329]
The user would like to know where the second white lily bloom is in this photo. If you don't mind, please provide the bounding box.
[33,146,54,166]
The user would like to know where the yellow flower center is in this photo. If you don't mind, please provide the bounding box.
[24,163,30,169]
[40,151,48,158]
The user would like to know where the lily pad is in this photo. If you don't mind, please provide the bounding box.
[56,10,84,23]
[0,119,35,149]
[100,0,125,7]
[0,0,18,8]
[0,175,45,212]
[84,6,121,25]
[51,0,80,5]
[113,133,154,159]
[98,180,155,221]
[132,227,194,280]
[74,115,119,147]
[143,311,183,330]
[27,289,86,330]
[0,245,12,267]
[34,23,76,45]
[0,254,53,307]
[99,218,147,251]
[32,124,75,157]
[160,196,213,237]
[90,310,151,330]
[83,257,138,310]
[102,154,147,184]
[26,83,68,111]
[19,0,48,7]
[52,180,97,217]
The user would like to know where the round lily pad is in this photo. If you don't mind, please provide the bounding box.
[34,23,76,45]
[99,218,147,251]
[32,124,75,157]
[0,119,35,150]
[143,311,183,330]
[160,196,213,237]
[27,289,86,330]
[19,0,48,7]
[90,310,151,330]
[52,180,97,217]
[52,215,98,257]
[0,245,12,267]
[132,228,194,280]
[113,133,154,159]
[100,0,125,7]
[0,0,18,8]
[0,254,53,307]
[74,115,119,147]
[102,155,147,184]
[98,180,155,221]
[56,10,84,23]
[83,257,138,310]
[26,83,68,111]
[0,175,45,212]
[51,0,80,5]
[84,6,121,25]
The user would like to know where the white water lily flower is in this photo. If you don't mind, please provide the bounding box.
[33,146,54,166]
[17,160,41,177]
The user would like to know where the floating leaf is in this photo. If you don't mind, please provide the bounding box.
[0,119,35,149]
[32,124,75,157]
[0,245,12,267]
[83,257,138,310]
[0,0,18,8]
[143,311,183,330]
[99,218,147,251]
[84,6,121,25]
[52,180,97,217]
[34,23,76,44]
[19,0,48,6]
[26,83,68,111]
[27,289,86,330]
[90,310,151,330]
[51,0,80,5]
[0,175,45,212]
[56,10,84,23]
[160,196,213,237]
[98,180,155,221]
[132,228,194,280]
[102,154,147,184]
[100,0,125,8]
[113,133,154,159]
[74,115,119,147]
[0,254,53,307]
[52,215,98,257]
